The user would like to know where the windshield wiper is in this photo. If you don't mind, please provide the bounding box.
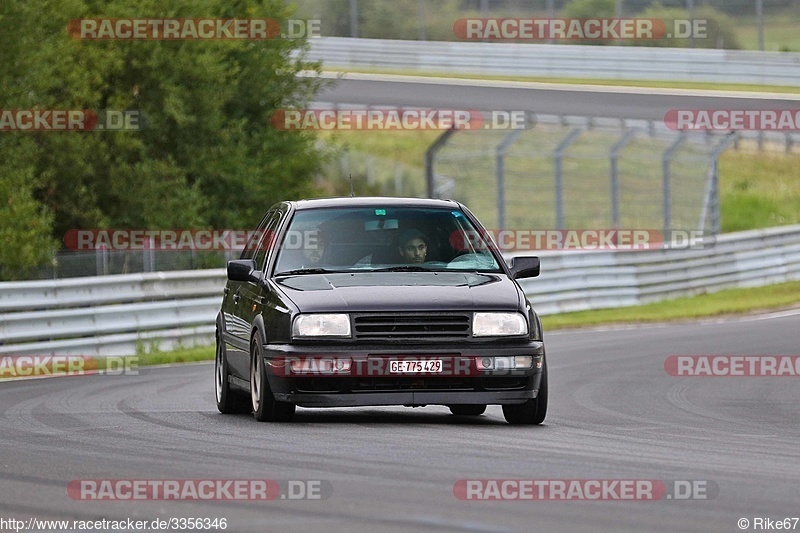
[370,265,437,272]
[274,268,344,276]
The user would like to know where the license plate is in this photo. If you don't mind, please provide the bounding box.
[389,359,443,374]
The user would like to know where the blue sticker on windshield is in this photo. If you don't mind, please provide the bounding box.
[452,211,463,217]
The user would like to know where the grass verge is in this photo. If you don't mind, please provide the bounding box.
[324,67,800,95]
[135,345,215,366]
[0,345,215,380]
[542,280,800,331]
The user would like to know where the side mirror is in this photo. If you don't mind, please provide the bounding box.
[227,259,263,284]
[509,256,540,279]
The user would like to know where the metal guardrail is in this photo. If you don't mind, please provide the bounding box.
[306,37,800,86]
[0,271,225,356]
[2,225,799,355]
[520,224,800,314]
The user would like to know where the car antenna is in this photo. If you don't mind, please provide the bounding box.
[349,174,355,197]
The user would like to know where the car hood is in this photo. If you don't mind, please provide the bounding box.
[275,272,523,312]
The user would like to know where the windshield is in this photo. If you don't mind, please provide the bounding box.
[274,206,502,275]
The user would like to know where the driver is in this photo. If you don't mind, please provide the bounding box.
[398,229,428,264]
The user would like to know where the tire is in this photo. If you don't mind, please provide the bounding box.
[215,335,251,414]
[448,404,487,416]
[250,338,295,422]
[502,358,548,425]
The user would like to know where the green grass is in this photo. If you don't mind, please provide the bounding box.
[0,345,215,380]
[319,130,441,168]
[134,345,215,366]
[543,280,800,331]
[734,17,800,52]
[324,66,800,95]
[719,151,800,231]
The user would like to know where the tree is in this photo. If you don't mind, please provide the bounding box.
[0,139,58,280]
[0,0,329,279]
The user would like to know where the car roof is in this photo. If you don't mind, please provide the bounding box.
[289,197,461,210]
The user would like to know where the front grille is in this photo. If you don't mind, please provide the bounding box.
[353,313,470,341]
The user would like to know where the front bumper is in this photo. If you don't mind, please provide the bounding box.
[262,341,545,408]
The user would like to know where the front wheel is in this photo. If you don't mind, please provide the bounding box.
[215,336,250,414]
[448,404,487,416]
[502,359,548,425]
[250,339,295,422]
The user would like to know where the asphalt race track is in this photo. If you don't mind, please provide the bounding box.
[2,311,799,533]
[314,73,800,120]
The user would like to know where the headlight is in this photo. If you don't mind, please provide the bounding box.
[473,312,527,337]
[292,314,351,338]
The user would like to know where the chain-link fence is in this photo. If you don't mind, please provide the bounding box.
[30,249,235,280]
[422,114,743,236]
[294,0,800,52]
[316,106,797,237]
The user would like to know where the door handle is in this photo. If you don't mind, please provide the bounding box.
[233,294,241,304]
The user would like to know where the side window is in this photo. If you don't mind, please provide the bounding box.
[240,211,274,261]
[254,211,283,271]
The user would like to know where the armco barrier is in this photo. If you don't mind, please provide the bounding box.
[305,37,800,87]
[1,225,800,356]
[520,224,800,314]
[0,271,225,356]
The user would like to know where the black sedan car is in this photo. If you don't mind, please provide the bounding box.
[215,197,547,424]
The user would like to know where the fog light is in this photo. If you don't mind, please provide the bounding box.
[477,357,494,370]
